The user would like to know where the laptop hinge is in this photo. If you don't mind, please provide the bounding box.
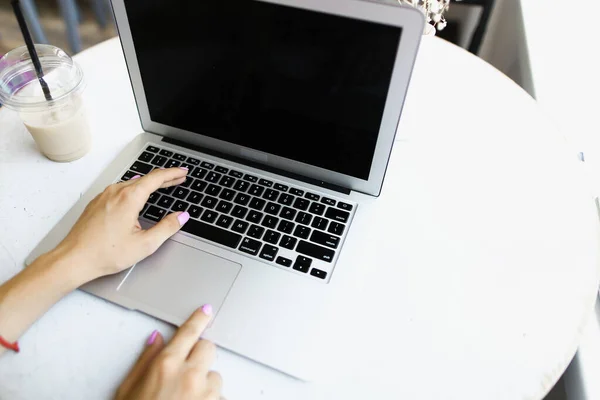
[161,137,351,195]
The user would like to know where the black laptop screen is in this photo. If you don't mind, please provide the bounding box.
[125,0,402,180]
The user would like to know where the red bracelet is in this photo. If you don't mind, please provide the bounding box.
[0,335,20,352]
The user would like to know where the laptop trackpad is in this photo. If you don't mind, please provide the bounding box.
[117,239,241,324]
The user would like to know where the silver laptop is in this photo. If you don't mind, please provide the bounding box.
[27,0,423,380]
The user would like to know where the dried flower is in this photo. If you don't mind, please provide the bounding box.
[398,0,452,31]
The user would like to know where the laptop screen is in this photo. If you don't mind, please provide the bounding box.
[125,0,402,180]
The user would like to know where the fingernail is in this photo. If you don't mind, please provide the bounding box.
[159,167,165,170]
[179,166,189,170]
[147,330,158,345]
[131,175,141,180]
[202,304,213,316]
[177,211,190,226]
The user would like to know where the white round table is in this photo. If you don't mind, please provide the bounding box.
[0,37,598,400]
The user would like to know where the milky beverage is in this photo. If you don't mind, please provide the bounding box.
[0,44,91,162]
[21,96,91,162]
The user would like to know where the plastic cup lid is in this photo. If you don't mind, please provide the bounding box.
[0,44,84,111]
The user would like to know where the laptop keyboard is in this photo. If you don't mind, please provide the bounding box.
[119,144,356,282]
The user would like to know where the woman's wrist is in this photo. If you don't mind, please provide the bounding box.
[35,246,97,292]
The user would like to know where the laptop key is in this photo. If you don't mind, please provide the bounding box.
[293,198,309,211]
[309,202,325,216]
[259,244,278,261]
[173,153,187,161]
[277,220,294,234]
[205,184,221,196]
[206,172,221,183]
[312,217,328,231]
[249,184,264,197]
[143,206,166,222]
[148,192,160,204]
[258,179,273,187]
[150,155,167,167]
[280,235,297,250]
[278,194,294,206]
[305,192,320,201]
[234,193,250,206]
[173,187,190,199]
[190,180,207,192]
[249,197,266,210]
[121,170,138,181]
[293,225,311,239]
[192,168,208,180]
[264,230,281,244]
[232,220,249,234]
[296,241,334,263]
[187,191,203,205]
[187,157,200,165]
[229,170,243,178]
[131,161,153,174]
[248,225,265,239]
[219,176,235,188]
[280,207,296,220]
[328,222,345,236]
[325,207,350,223]
[264,202,281,215]
[338,202,353,211]
[200,209,218,223]
[310,230,340,249]
[216,215,233,229]
[215,166,228,174]
[201,161,215,170]
[216,200,233,214]
[201,196,218,209]
[321,197,336,206]
[172,200,188,213]
[239,237,261,255]
[290,188,304,197]
[310,269,327,279]
[180,178,192,188]
[188,205,203,219]
[276,256,292,267]
[146,145,159,153]
[180,163,195,173]
[231,205,248,219]
[234,180,250,192]
[180,218,242,249]
[274,183,288,192]
[295,212,312,226]
[138,151,154,163]
[219,188,236,201]
[165,159,181,168]
[261,216,279,229]
[246,210,263,224]
[139,203,148,217]
[157,195,175,208]
[158,186,174,195]
[244,174,258,183]
[159,149,173,157]
[263,189,279,201]
[292,256,311,273]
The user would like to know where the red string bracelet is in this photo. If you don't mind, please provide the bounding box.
[0,335,19,352]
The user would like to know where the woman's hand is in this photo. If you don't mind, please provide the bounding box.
[54,167,190,284]
[116,306,223,400]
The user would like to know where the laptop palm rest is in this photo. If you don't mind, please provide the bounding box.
[116,239,241,325]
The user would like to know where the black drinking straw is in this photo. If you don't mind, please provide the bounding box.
[11,0,53,101]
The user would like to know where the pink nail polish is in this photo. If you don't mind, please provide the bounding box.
[177,212,190,226]
[147,330,158,345]
[131,175,141,180]
[179,166,189,170]
[202,304,213,316]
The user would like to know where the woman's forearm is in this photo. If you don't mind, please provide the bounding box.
[0,248,87,355]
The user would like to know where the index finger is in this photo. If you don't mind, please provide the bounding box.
[163,305,213,359]
[131,167,188,197]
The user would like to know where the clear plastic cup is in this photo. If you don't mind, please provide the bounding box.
[0,44,91,162]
